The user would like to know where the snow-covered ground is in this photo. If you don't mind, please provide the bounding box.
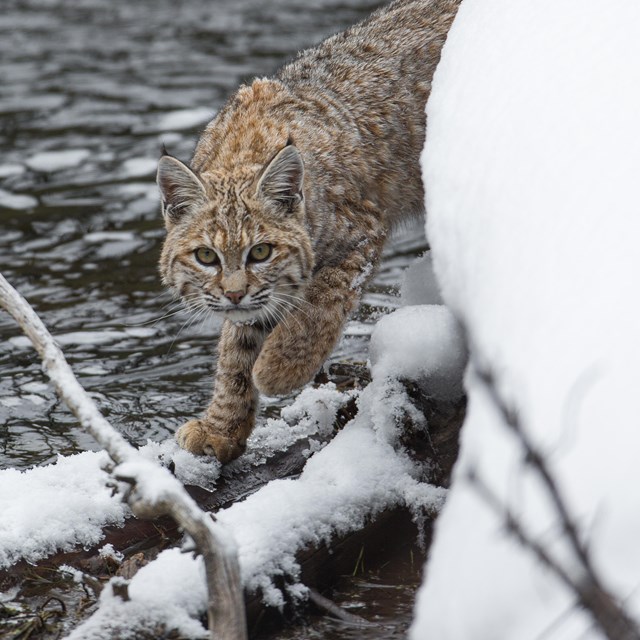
[411,0,640,638]
[0,384,351,569]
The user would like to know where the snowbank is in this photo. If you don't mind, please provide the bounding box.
[412,0,640,638]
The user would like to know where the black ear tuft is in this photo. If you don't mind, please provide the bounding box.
[257,144,304,211]
[157,155,207,224]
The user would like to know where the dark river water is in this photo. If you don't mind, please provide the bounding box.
[0,0,427,636]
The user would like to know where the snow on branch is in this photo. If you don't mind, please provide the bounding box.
[0,273,247,640]
[472,365,640,640]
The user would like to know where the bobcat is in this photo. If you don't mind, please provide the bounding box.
[157,0,461,462]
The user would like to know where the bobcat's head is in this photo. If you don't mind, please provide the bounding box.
[157,144,314,325]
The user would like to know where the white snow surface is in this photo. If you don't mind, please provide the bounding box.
[0,451,127,568]
[412,0,640,638]
[65,549,209,640]
[369,305,466,400]
[217,375,447,607]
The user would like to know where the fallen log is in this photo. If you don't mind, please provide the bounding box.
[0,361,465,639]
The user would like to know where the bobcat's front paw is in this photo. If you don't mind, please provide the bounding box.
[175,419,246,464]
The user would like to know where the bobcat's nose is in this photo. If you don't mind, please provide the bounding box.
[224,290,246,305]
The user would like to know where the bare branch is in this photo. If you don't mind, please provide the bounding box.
[0,273,247,640]
[471,364,640,640]
[475,367,593,576]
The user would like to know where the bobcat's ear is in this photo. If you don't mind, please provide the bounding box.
[157,154,207,224]
[257,144,304,211]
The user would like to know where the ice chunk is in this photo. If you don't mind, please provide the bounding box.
[156,107,213,131]
[0,163,26,178]
[84,232,136,244]
[25,149,91,172]
[122,157,157,178]
[0,188,38,211]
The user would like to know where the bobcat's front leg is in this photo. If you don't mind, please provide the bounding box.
[253,218,385,396]
[176,321,265,463]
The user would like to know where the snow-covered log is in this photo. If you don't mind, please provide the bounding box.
[0,354,465,637]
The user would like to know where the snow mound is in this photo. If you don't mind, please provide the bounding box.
[412,0,640,637]
[369,305,466,400]
[65,549,208,640]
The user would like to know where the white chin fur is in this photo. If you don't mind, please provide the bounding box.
[222,307,263,324]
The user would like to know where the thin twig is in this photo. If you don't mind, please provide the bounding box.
[472,364,640,640]
[475,368,594,578]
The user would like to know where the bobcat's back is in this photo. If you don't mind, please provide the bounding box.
[191,0,461,259]
[158,0,462,463]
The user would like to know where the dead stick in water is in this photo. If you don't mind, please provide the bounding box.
[308,588,378,627]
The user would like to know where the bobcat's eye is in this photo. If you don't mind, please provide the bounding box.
[248,243,273,263]
[194,247,219,266]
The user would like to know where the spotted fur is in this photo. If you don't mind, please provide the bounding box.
[157,0,462,462]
